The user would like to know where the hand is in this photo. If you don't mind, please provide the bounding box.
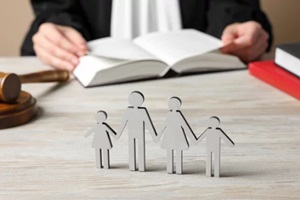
[33,23,88,71]
[221,21,269,63]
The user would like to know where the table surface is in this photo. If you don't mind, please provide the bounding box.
[0,57,299,200]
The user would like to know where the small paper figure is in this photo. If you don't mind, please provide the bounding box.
[197,116,234,177]
[158,97,197,175]
[85,111,117,169]
[117,91,157,172]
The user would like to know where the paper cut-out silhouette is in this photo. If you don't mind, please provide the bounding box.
[85,111,117,169]
[117,91,157,172]
[197,116,234,177]
[158,97,197,174]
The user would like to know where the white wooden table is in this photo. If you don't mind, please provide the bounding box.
[0,57,299,200]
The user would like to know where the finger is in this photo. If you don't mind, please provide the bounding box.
[57,25,88,56]
[220,24,240,54]
[222,28,263,54]
[242,31,268,57]
[233,29,261,49]
[232,21,264,49]
[229,35,268,62]
[222,22,264,54]
[220,42,238,54]
[58,26,87,50]
[38,23,79,54]
[33,33,79,66]
[34,45,75,71]
[221,23,240,45]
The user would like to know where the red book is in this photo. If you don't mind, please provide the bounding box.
[249,60,300,100]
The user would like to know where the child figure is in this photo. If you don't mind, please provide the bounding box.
[158,97,197,174]
[197,116,235,177]
[85,111,117,169]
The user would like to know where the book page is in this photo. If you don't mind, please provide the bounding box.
[73,55,167,87]
[73,55,128,86]
[173,52,246,73]
[88,38,157,60]
[133,29,223,66]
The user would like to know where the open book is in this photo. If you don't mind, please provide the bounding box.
[73,29,245,87]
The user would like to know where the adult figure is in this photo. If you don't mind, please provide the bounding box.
[159,97,197,174]
[117,91,157,172]
[84,111,117,169]
[22,0,273,71]
[197,116,235,177]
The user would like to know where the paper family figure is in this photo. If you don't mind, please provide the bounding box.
[197,116,235,177]
[84,92,235,176]
[116,91,157,172]
[85,111,117,169]
[158,97,197,174]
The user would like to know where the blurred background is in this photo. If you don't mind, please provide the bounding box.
[0,0,299,56]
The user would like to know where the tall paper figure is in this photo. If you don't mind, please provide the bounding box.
[85,111,117,169]
[117,91,157,172]
[197,116,235,177]
[158,97,197,174]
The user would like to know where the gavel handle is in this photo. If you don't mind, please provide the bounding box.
[19,70,70,83]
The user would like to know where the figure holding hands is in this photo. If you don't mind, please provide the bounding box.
[197,116,235,177]
[117,91,157,172]
[85,111,117,169]
[158,97,197,175]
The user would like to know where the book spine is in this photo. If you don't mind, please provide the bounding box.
[249,62,300,100]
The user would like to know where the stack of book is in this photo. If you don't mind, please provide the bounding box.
[249,43,300,100]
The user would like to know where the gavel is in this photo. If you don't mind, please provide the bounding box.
[0,70,70,103]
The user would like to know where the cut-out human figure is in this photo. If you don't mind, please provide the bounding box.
[197,116,234,177]
[85,111,117,169]
[117,91,157,172]
[158,97,197,175]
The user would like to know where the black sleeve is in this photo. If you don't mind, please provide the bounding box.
[206,0,273,51]
[21,0,90,56]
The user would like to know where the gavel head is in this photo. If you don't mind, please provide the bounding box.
[0,72,21,103]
